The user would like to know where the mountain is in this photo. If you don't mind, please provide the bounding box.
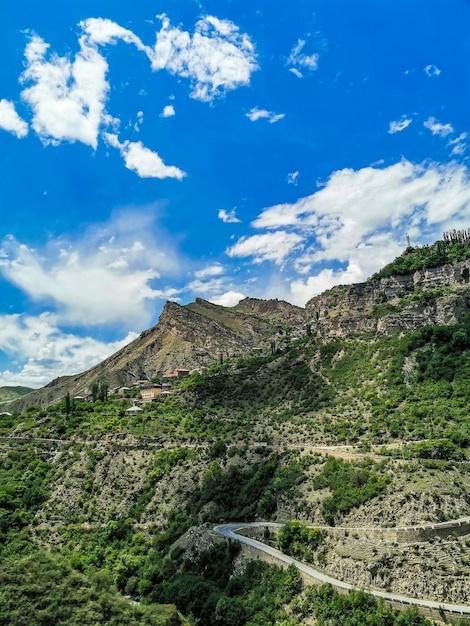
[0,385,34,406]
[11,239,470,411]
[9,297,305,410]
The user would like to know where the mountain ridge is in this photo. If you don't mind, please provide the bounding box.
[8,240,470,411]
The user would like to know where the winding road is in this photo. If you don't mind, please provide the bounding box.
[214,522,470,618]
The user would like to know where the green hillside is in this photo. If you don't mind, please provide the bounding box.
[0,385,33,405]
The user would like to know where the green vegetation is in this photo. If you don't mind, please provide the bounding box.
[0,385,33,405]
[277,520,325,562]
[373,239,470,279]
[403,313,470,384]
[143,543,303,625]
[0,444,55,559]
[293,584,434,625]
[0,551,185,626]
[313,457,390,525]
[1,248,470,624]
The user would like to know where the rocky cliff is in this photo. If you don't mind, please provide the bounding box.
[305,260,470,339]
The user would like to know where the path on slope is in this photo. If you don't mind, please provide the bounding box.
[214,522,470,619]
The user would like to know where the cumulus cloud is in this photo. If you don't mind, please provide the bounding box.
[104,133,186,179]
[150,14,258,102]
[227,231,303,264]
[80,17,152,52]
[246,107,285,123]
[21,34,109,147]
[14,13,256,174]
[388,115,412,134]
[424,117,454,137]
[0,210,183,328]
[184,265,248,307]
[218,208,241,223]
[194,264,225,279]
[424,64,441,77]
[0,312,138,388]
[287,38,319,77]
[209,291,245,307]
[231,160,470,304]
[0,100,28,138]
[161,104,175,117]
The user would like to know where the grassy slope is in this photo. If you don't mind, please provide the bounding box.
[0,386,33,405]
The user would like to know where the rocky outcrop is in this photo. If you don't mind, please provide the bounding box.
[305,261,470,339]
[234,297,306,326]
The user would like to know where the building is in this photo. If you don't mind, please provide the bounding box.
[162,368,190,380]
[174,368,190,378]
[125,405,144,416]
[140,384,162,403]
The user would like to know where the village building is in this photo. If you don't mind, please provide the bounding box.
[174,368,190,377]
[162,368,190,380]
[125,405,143,416]
[140,384,162,403]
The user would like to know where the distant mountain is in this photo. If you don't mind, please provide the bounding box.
[0,386,34,406]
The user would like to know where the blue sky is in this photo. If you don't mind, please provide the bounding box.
[1,0,470,387]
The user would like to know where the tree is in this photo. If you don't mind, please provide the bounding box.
[64,392,71,416]
[214,596,246,625]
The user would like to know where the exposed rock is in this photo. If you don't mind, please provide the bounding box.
[305,260,470,339]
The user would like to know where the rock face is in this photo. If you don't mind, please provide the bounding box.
[234,297,306,326]
[305,260,470,339]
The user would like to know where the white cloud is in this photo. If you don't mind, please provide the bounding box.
[449,133,467,156]
[287,171,299,185]
[195,264,225,279]
[237,160,470,303]
[103,133,186,179]
[290,235,403,304]
[0,100,28,138]
[161,104,175,117]
[287,38,319,77]
[424,117,454,137]
[15,13,256,170]
[150,14,258,102]
[0,210,183,328]
[227,231,303,264]
[388,115,412,134]
[424,64,441,77]
[246,107,285,123]
[218,208,241,223]
[186,276,226,294]
[0,312,138,388]
[133,110,144,131]
[21,34,109,147]
[209,291,245,307]
[80,17,152,53]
